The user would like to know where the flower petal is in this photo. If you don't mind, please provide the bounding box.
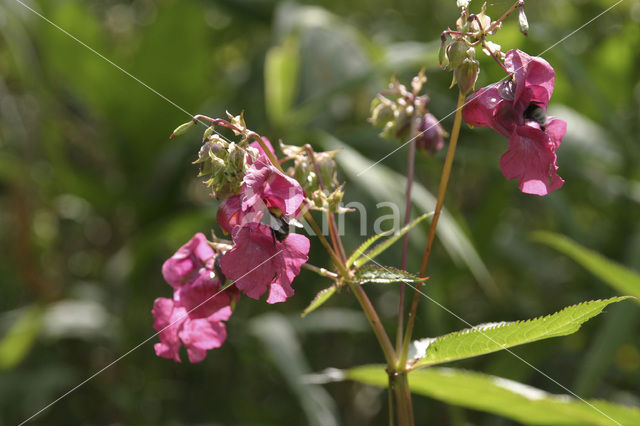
[500,125,564,196]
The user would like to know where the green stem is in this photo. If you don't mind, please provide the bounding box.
[399,91,466,368]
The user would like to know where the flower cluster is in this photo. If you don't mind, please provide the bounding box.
[462,49,566,195]
[152,233,237,363]
[369,70,447,155]
[153,130,311,362]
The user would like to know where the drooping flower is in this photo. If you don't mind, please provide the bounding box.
[415,113,446,154]
[219,223,309,304]
[161,233,215,290]
[152,281,233,363]
[242,161,306,217]
[462,49,566,196]
[154,233,238,362]
[247,137,275,164]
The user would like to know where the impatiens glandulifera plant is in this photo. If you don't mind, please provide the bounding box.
[155,1,638,425]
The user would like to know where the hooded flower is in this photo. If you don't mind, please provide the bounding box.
[242,161,306,217]
[247,137,275,164]
[161,233,215,290]
[462,49,566,196]
[152,283,233,363]
[219,223,309,304]
[154,233,237,362]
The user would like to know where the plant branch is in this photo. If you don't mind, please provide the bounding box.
[399,91,466,368]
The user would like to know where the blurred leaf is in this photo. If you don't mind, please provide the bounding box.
[532,232,640,302]
[0,306,44,370]
[352,213,433,268]
[322,134,500,300]
[409,297,630,370]
[301,285,337,318]
[250,313,339,426]
[265,35,300,127]
[353,265,427,284]
[343,365,640,425]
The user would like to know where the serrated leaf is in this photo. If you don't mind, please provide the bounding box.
[346,229,393,268]
[532,231,640,302]
[409,297,630,369]
[353,213,432,268]
[301,285,337,318]
[343,365,640,425]
[352,266,428,285]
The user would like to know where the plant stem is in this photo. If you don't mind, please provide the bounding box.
[399,91,466,368]
[486,0,524,33]
[396,135,417,354]
[301,263,339,279]
[348,282,397,366]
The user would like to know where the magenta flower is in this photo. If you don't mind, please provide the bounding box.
[161,233,215,290]
[219,223,309,304]
[152,281,233,363]
[462,49,566,196]
[248,137,275,164]
[242,161,305,217]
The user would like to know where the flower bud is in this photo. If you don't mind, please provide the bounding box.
[454,58,479,95]
[415,113,446,155]
[170,120,196,139]
[369,102,394,126]
[518,5,529,36]
[446,39,470,70]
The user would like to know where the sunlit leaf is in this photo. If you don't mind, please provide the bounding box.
[343,365,640,425]
[353,213,432,268]
[301,285,338,318]
[409,297,630,369]
[532,232,640,302]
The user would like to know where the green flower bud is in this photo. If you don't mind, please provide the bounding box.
[369,101,394,126]
[446,39,470,70]
[170,120,196,139]
[454,58,479,95]
[518,5,529,36]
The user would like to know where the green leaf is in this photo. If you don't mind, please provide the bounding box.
[346,229,393,268]
[410,297,630,369]
[0,305,44,370]
[265,35,300,127]
[353,213,432,268]
[353,266,428,285]
[301,285,337,318]
[344,365,640,425]
[532,231,640,302]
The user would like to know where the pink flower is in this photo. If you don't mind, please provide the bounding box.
[462,49,566,196]
[152,282,233,363]
[248,137,275,164]
[161,233,215,290]
[242,161,305,217]
[219,223,309,304]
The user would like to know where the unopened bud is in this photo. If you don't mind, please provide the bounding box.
[415,113,446,155]
[170,120,196,139]
[369,102,394,126]
[518,5,529,36]
[446,39,470,69]
[227,143,246,170]
[454,58,479,95]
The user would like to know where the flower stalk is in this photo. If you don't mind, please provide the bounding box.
[400,91,466,368]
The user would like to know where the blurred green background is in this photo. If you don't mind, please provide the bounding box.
[1,0,639,424]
